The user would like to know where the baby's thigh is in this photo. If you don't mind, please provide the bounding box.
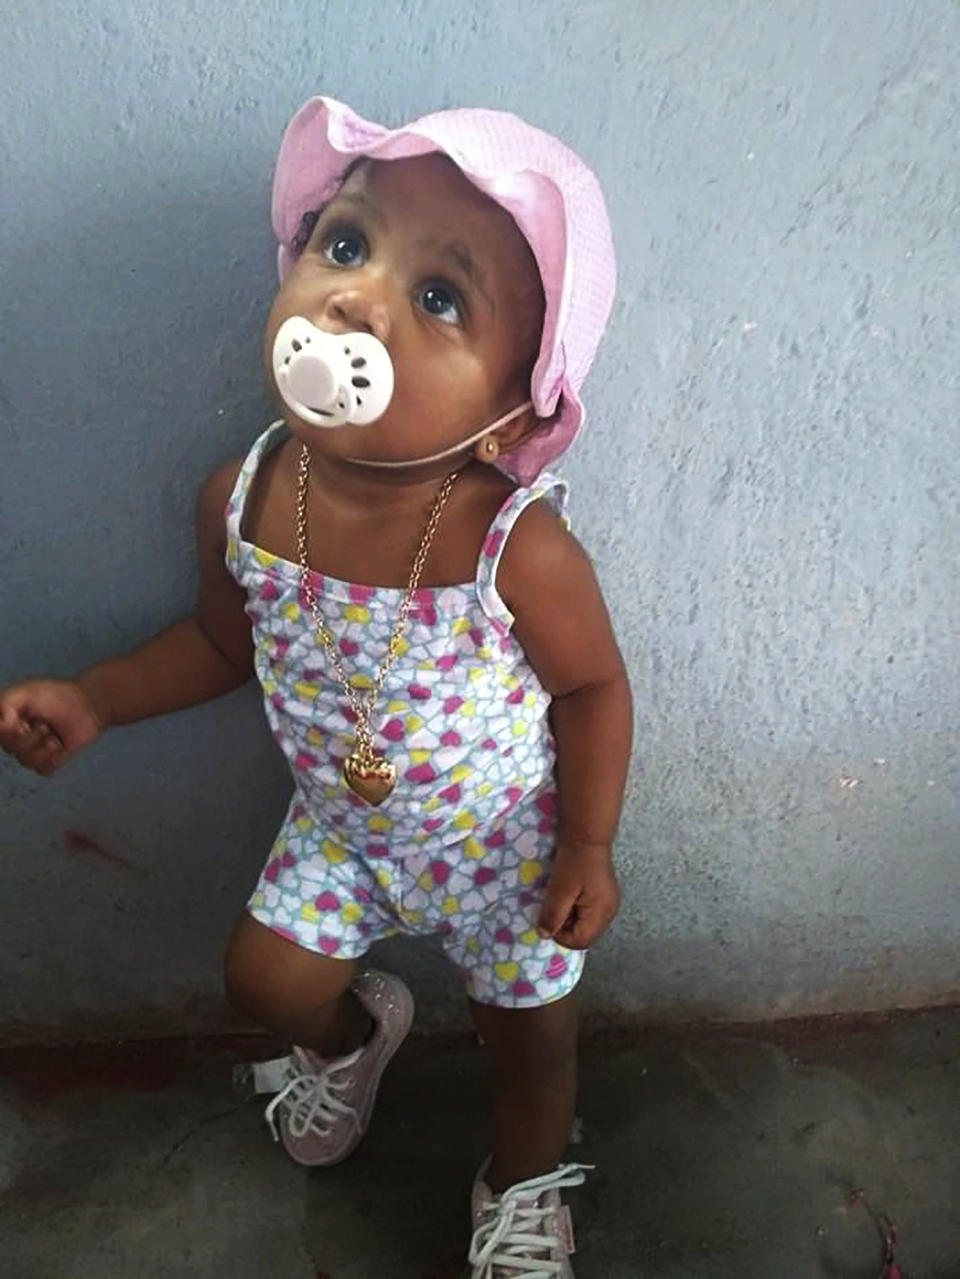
[224,911,359,1020]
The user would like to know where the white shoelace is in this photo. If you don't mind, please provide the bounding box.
[263,1047,364,1141]
[469,1163,592,1278]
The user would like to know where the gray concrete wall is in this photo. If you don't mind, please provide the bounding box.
[1,0,958,1042]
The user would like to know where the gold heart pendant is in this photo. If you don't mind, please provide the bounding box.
[343,752,397,807]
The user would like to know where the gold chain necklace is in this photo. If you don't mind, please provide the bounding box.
[295,443,460,806]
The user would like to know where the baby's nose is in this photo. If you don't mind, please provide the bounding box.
[322,290,391,344]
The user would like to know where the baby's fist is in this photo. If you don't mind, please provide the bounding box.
[0,679,102,776]
[536,841,620,951]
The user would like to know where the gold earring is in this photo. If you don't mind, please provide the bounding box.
[479,437,499,462]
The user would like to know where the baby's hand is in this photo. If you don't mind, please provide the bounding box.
[536,841,620,951]
[0,679,103,777]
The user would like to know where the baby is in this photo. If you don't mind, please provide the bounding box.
[0,96,632,1277]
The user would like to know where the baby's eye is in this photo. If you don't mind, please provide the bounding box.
[323,229,367,267]
[418,282,463,326]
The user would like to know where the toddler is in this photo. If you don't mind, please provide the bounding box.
[0,96,632,1277]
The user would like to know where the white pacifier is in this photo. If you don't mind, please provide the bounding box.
[272,316,395,428]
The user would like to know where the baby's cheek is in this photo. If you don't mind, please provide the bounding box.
[389,371,472,442]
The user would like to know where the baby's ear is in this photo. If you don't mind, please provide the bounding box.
[476,404,548,466]
[474,435,503,464]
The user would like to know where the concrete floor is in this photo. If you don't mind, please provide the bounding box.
[1,1009,959,1278]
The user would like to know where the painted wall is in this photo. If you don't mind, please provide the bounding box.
[1,0,958,1041]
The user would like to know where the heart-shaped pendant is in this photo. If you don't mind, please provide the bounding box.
[343,752,397,806]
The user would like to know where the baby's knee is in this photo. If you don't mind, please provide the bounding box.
[223,914,274,1018]
[223,911,353,1024]
[476,993,579,1075]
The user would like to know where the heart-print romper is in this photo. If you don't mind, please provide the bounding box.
[225,422,584,1007]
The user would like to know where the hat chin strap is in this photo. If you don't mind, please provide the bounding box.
[345,402,533,470]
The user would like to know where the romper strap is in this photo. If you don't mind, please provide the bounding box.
[224,420,288,575]
[475,472,569,630]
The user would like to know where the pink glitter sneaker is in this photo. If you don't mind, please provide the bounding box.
[469,1160,590,1278]
[263,970,413,1167]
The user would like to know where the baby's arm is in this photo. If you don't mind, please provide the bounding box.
[0,460,253,775]
[500,503,633,950]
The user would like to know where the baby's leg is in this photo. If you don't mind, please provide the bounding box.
[224,911,372,1057]
[469,989,579,1193]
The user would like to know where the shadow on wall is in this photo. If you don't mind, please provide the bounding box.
[1,163,277,675]
[4,159,275,482]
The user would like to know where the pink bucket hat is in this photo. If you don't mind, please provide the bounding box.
[271,96,616,484]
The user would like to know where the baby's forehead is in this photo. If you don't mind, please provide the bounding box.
[341,151,486,208]
[338,154,536,272]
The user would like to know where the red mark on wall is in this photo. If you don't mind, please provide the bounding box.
[64,829,144,874]
[0,1041,180,1104]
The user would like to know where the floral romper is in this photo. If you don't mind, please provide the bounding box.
[225,422,583,1007]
